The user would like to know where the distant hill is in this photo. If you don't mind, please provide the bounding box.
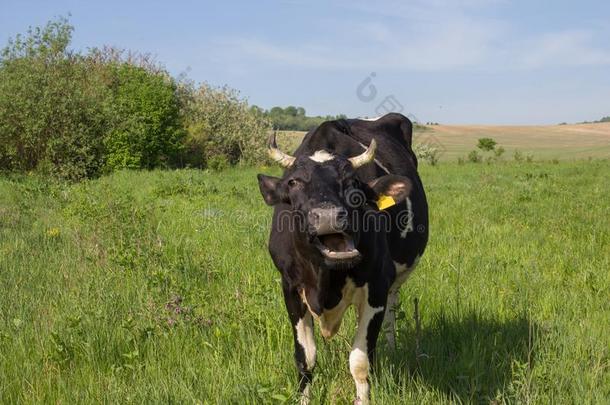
[277,122,610,161]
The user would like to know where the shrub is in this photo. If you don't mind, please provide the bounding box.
[181,84,272,167]
[207,154,229,171]
[0,18,110,180]
[0,18,187,180]
[494,146,505,158]
[477,137,497,152]
[513,150,524,162]
[413,142,441,165]
[103,63,185,171]
[468,150,482,163]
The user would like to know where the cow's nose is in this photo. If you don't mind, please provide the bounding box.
[308,207,348,235]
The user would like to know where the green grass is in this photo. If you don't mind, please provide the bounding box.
[1,160,609,404]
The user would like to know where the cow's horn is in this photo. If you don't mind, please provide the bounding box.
[349,139,377,168]
[267,132,296,168]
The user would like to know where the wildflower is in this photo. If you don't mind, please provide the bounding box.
[46,228,60,238]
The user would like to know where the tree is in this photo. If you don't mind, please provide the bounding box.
[284,106,298,117]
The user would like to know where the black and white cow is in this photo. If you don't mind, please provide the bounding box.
[257,113,428,404]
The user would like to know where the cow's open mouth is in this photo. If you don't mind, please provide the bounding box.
[313,233,360,261]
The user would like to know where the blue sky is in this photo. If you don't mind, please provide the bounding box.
[1,0,609,124]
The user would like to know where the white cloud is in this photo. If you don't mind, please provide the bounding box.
[515,30,610,69]
[206,0,610,72]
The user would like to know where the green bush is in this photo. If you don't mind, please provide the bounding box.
[0,18,187,180]
[181,84,271,167]
[513,150,524,162]
[468,150,482,163]
[413,142,441,165]
[0,18,110,180]
[494,146,506,158]
[207,154,229,171]
[103,63,185,171]
[477,137,497,152]
[0,17,276,179]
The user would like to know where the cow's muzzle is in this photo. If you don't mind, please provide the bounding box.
[308,207,361,262]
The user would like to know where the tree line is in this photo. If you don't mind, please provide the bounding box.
[252,105,346,131]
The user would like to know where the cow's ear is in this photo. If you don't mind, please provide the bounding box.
[367,175,412,208]
[257,174,286,206]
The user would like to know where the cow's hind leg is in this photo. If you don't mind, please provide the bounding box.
[283,282,316,404]
[383,289,399,350]
[383,259,418,349]
[350,284,386,405]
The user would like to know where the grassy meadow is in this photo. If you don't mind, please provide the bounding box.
[1,160,609,403]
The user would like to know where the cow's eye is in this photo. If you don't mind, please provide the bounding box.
[287,178,299,188]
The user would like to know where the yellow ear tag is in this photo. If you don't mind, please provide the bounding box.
[376,194,396,210]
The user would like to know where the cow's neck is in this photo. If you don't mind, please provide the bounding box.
[295,254,350,316]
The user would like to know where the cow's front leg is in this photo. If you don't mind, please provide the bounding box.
[283,283,316,404]
[350,285,386,405]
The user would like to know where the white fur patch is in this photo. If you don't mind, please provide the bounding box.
[350,348,370,402]
[295,314,316,370]
[309,150,334,163]
[300,384,311,405]
[359,116,382,121]
[400,197,414,238]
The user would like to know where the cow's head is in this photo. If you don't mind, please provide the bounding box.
[258,133,412,269]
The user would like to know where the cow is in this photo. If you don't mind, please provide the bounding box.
[257,113,428,404]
